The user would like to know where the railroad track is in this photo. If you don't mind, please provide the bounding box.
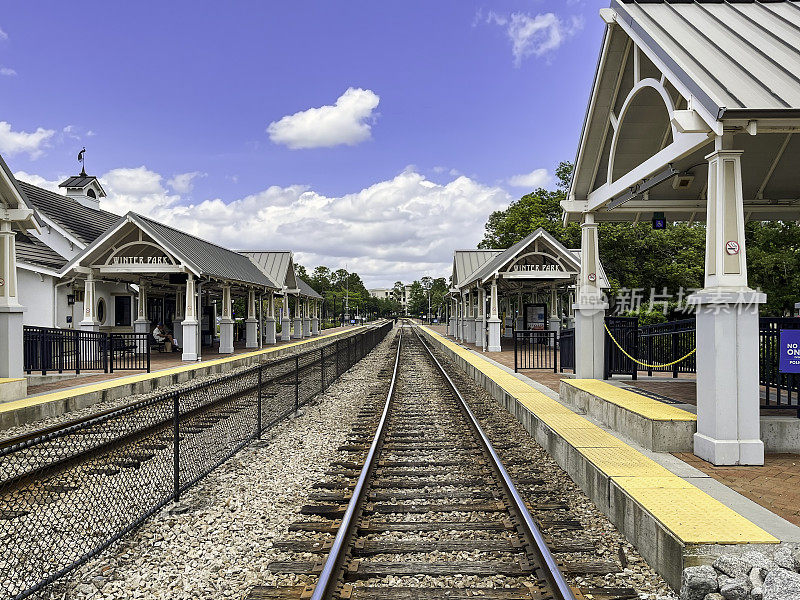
[255,325,630,600]
[1,325,388,600]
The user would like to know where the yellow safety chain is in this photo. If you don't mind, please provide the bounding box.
[603,323,696,369]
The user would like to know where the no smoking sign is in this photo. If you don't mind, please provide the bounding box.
[726,240,739,255]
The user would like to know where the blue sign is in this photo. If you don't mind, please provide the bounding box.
[779,330,800,373]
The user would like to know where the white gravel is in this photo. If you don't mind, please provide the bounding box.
[43,328,398,600]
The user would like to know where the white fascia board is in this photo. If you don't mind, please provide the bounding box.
[17,261,60,277]
[587,132,712,212]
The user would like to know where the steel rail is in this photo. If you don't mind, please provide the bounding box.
[412,325,576,600]
[310,327,403,600]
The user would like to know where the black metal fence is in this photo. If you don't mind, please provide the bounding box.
[604,316,639,379]
[559,327,575,373]
[638,319,696,377]
[513,330,558,373]
[0,322,391,600]
[23,326,151,375]
[760,318,800,415]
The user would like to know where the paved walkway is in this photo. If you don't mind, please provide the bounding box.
[676,452,800,527]
[25,326,352,397]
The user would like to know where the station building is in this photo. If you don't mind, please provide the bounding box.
[0,154,324,400]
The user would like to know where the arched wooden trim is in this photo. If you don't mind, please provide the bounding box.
[607,78,677,184]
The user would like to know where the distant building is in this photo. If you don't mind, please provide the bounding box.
[368,284,413,314]
[368,288,391,300]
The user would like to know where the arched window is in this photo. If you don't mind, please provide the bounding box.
[87,188,97,199]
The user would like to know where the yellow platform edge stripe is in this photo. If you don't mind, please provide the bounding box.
[0,378,25,384]
[564,378,696,422]
[1,327,364,414]
[419,326,779,545]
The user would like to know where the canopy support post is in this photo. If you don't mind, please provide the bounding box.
[689,140,765,466]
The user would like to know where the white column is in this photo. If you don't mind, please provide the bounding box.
[689,141,765,466]
[463,290,474,343]
[487,280,501,352]
[476,287,486,350]
[312,299,320,335]
[574,213,607,379]
[219,285,234,353]
[81,270,101,332]
[515,292,524,333]
[0,220,24,379]
[172,290,184,349]
[258,293,264,349]
[458,294,465,340]
[181,274,199,361]
[281,292,291,341]
[265,291,277,344]
[293,295,303,339]
[549,284,561,346]
[245,288,258,348]
[303,298,312,338]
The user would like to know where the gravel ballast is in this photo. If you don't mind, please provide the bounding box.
[43,328,398,599]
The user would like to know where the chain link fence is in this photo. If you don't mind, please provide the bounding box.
[0,322,392,599]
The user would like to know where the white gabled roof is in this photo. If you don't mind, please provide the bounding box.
[460,228,583,289]
[615,0,800,117]
[452,249,503,288]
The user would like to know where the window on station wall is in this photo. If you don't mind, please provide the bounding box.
[115,295,132,326]
[97,298,107,325]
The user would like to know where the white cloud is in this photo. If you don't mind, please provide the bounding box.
[0,27,7,41]
[81,165,508,287]
[267,87,380,149]
[99,166,181,215]
[488,12,583,66]
[1,67,16,76]
[13,171,62,193]
[168,171,206,194]
[508,168,553,188]
[0,121,55,159]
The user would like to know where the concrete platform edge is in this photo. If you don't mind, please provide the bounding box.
[417,327,799,590]
[1,328,359,430]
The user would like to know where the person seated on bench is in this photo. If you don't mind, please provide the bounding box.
[153,323,180,352]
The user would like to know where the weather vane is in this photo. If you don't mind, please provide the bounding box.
[77,147,86,176]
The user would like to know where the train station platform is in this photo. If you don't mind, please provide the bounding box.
[419,325,800,590]
[0,325,362,431]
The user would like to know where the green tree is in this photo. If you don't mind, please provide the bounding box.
[407,280,427,316]
[480,161,580,249]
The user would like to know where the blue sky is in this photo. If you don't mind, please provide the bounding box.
[0,0,606,286]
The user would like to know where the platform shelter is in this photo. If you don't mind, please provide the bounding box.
[565,0,800,465]
[60,212,280,362]
[447,228,608,353]
[242,251,323,343]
